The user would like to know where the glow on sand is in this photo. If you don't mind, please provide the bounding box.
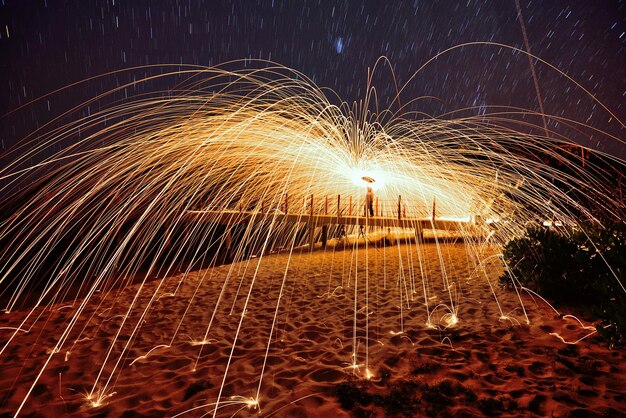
[0,56,625,416]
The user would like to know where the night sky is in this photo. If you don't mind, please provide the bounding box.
[1,0,625,156]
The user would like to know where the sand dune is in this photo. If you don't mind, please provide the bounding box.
[1,240,625,417]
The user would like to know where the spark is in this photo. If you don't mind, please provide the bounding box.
[440,336,454,349]
[128,344,171,366]
[0,327,29,334]
[157,292,176,301]
[0,57,623,416]
[562,314,596,330]
[499,315,521,326]
[84,388,116,408]
[188,338,217,346]
[443,313,459,328]
[265,393,322,418]
[549,330,598,345]
[171,396,259,418]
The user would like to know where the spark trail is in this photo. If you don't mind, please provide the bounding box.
[0,58,624,416]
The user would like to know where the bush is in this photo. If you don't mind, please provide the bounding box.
[331,377,515,416]
[500,221,626,348]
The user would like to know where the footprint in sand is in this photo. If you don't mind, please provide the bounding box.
[306,367,345,384]
[475,351,490,364]
[577,388,599,398]
[528,361,547,375]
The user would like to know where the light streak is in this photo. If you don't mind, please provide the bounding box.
[0,57,623,416]
[128,344,171,366]
[0,327,29,334]
[265,393,322,418]
[549,330,598,345]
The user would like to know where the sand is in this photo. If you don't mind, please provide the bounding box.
[1,239,625,417]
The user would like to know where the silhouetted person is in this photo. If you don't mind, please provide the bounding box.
[365,187,374,217]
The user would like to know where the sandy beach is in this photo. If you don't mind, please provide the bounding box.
[2,1,625,415]
[1,238,625,417]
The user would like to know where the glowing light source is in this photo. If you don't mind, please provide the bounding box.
[348,167,387,190]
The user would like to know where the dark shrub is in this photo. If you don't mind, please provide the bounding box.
[500,221,626,347]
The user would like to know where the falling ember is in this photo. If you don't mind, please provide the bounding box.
[0,59,624,417]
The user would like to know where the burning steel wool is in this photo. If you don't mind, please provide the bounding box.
[0,59,624,416]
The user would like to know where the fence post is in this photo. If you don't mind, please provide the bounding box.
[337,195,341,216]
[309,223,315,250]
[309,194,315,251]
[321,195,328,244]
[397,195,402,220]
